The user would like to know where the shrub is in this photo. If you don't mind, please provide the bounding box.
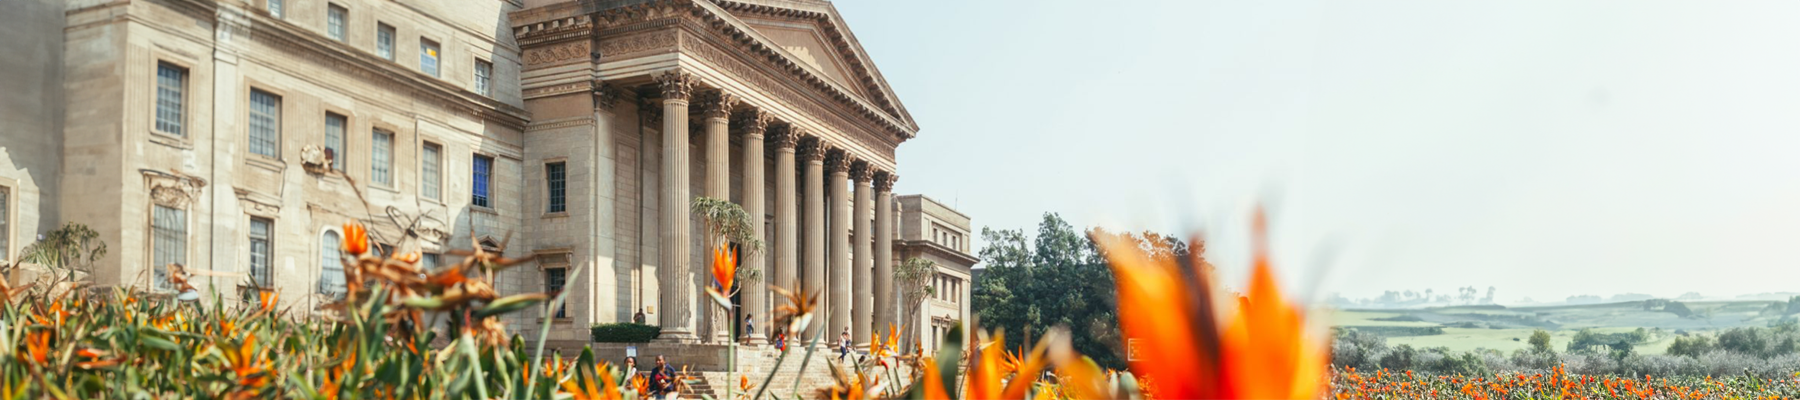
[1668,335,1716,358]
[590,323,661,342]
[1380,344,1418,370]
[1528,329,1553,354]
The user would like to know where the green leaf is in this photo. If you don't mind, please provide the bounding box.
[476,294,549,318]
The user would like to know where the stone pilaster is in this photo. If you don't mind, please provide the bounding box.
[736,109,770,344]
[849,160,873,347]
[798,135,827,342]
[655,71,696,341]
[824,148,851,342]
[872,171,896,336]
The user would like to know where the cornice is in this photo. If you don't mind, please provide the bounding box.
[710,0,916,133]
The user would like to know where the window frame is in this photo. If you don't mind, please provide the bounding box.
[474,58,492,96]
[0,182,11,262]
[267,0,283,19]
[319,228,345,296]
[421,141,442,201]
[248,217,273,288]
[376,22,396,61]
[371,129,395,187]
[545,161,567,214]
[325,112,348,172]
[472,154,494,208]
[538,252,572,320]
[150,204,188,292]
[419,38,441,77]
[154,62,187,138]
[247,88,283,159]
[327,3,348,42]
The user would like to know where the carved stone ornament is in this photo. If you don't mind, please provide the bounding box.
[873,170,896,192]
[595,82,624,110]
[848,160,871,182]
[656,71,696,101]
[638,97,663,125]
[734,109,771,136]
[145,171,206,209]
[698,90,737,119]
[766,123,798,149]
[822,147,848,174]
[796,135,824,162]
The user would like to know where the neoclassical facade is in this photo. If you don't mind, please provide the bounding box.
[0,0,939,349]
[503,0,918,346]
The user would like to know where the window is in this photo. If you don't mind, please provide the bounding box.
[0,187,8,260]
[371,130,393,186]
[421,142,442,200]
[545,267,567,318]
[325,113,347,171]
[248,218,272,288]
[545,162,566,213]
[376,23,395,60]
[474,59,492,96]
[152,205,187,291]
[267,0,283,18]
[472,155,493,207]
[421,253,440,270]
[327,4,347,42]
[539,253,571,319]
[248,89,281,157]
[420,39,441,77]
[155,63,186,136]
[320,231,344,295]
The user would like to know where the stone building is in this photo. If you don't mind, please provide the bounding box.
[893,195,977,354]
[1,0,962,353]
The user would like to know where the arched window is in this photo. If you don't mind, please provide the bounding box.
[320,230,345,295]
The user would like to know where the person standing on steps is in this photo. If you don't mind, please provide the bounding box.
[634,308,647,325]
[837,328,851,361]
[743,315,755,342]
[650,355,677,400]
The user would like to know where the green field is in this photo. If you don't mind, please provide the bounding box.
[1327,300,1786,355]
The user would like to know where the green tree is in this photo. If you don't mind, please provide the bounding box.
[1529,329,1554,354]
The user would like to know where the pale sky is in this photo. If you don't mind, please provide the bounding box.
[837,1,1800,303]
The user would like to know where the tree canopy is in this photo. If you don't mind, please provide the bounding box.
[970,212,1190,370]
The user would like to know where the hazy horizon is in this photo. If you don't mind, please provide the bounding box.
[841,1,1800,303]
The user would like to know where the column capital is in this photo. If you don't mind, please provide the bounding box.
[873,170,896,192]
[849,160,871,182]
[698,90,737,119]
[823,147,849,174]
[766,124,799,149]
[656,71,696,101]
[637,97,663,125]
[594,81,624,110]
[733,109,770,136]
[797,135,825,162]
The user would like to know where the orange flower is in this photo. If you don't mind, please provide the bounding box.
[342,223,368,256]
[1097,206,1328,400]
[258,290,279,312]
[21,329,50,365]
[711,245,737,294]
[398,252,420,263]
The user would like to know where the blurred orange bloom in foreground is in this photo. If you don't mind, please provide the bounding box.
[1098,208,1329,399]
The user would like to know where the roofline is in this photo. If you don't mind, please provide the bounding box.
[894,194,972,221]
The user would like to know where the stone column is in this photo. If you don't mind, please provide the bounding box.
[655,71,696,341]
[871,171,896,338]
[825,148,851,342]
[699,90,735,343]
[798,136,826,341]
[769,125,799,310]
[849,160,873,347]
[736,110,770,345]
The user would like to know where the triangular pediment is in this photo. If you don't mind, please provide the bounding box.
[713,0,917,133]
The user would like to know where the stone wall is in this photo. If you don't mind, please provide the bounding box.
[0,0,66,263]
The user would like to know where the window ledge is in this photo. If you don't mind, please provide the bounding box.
[537,317,575,325]
[542,211,569,219]
[148,131,191,149]
[471,206,499,216]
[246,156,285,172]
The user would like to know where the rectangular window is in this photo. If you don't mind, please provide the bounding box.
[155,63,186,136]
[420,39,441,77]
[545,267,567,318]
[421,253,440,270]
[472,155,493,208]
[371,130,394,186]
[267,0,283,18]
[419,143,441,200]
[248,89,281,158]
[546,162,566,213]
[321,231,344,295]
[376,23,395,61]
[474,59,492,96]
[152,205,187,291]
[325,113,347,171]
[327,4,347,42]
[421,142,442,200]
[248,218,272,288]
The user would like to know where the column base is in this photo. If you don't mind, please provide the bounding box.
[655,330,698,344]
